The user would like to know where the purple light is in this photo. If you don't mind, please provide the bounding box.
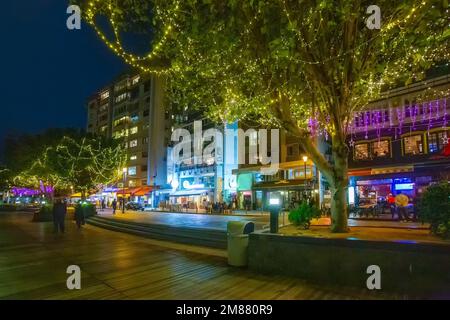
[11,187,41,197]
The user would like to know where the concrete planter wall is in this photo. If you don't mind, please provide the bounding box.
[248,231,450,296]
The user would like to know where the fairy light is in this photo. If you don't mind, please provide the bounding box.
[13,136,127,194]
[85,0,448,149]
[85,0,180,74]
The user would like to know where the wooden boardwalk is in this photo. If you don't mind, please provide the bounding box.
[0,212,399,300]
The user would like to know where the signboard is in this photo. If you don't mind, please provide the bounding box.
[395,183,414,191]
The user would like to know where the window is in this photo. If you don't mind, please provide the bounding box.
[128,102,139,112]
[142,151,148,158]
[128,167,137,176]
[142,137,149,144]
[114,105,127,116]
[371,140,390,158]
[131,75,140,85]
[141,165,148,172]
[129,140,138,148]
[99,104,108,112]
[115,92,129,103]
[129,126,138,135]
[114,81,128,92]
[113,129,128,139]
[130,114,139,123]
[428,131,447,153]
[100,90,109,101]
[143,109,150,117]
[287,169,306,180]
[130,155,137,161]
[114,116,129,127]
[403,135,423,155]
[354,143,369,160]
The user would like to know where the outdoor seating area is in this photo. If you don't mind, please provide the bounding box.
[349,203,417,221]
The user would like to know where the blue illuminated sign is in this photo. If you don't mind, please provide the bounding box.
[395,183,414,191]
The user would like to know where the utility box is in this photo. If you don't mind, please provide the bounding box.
[227,221,255,267]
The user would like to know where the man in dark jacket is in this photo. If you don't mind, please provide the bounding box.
[112,199,117,215]
[75,203,86,229]
[52,198,67,234]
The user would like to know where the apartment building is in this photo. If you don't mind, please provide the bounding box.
[87,72,170,203]
[163,105,235,210]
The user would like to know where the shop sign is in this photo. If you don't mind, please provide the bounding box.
[357,179,392,186]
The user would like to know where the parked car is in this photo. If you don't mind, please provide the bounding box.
[125,202,144,211]
[143,204,154,212]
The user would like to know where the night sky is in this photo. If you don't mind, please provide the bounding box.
[0,1,126,158]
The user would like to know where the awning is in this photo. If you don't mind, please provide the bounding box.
[133,186,153,196]
[116,187,138,196]
[70,192,96,198]
[254,180,309,190]
[348,169,372,177]
[371,165,413,175]
[169,189,211,197]
[232,160,314,175]
[349,165,414,177]
[70,192,82,198]
[116,186,154,196]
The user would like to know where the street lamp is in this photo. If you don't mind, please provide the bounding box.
[303,155,308,200]
[122,167,127,213]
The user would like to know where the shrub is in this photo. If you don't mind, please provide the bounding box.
[288,201,321,229]
[417,182,450,239]
[75,202,97,219]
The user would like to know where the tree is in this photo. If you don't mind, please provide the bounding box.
[13,134,127,200]
[80,0,449,232]
[4,128,85,176]
[0,167,10,192]
[418,182,450,239]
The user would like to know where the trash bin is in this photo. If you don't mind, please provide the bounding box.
[227,221,255,267]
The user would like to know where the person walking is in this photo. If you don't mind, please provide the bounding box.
[395,192,409,222]
[52,198,67,234]
[387,193,396,220]
[75,203,86,229]
[112,199,117,215]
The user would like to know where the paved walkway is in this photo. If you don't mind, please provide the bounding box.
[97,209,275,230]
[0,212,400,300]
[96,209,426,231]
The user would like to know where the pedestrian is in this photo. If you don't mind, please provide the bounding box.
[395,192,409,222]
[387,193,396,219]
[52,197,67,234]
[112,198,117,215]
[75,203,86,229]
[101,198,106,211]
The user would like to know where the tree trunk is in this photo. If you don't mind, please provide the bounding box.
[330,141,350,233]
[288,124,350,233]
[330,182,349,232]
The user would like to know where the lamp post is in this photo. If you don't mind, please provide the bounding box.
[303,155,308,200]
[122,167,127,213]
